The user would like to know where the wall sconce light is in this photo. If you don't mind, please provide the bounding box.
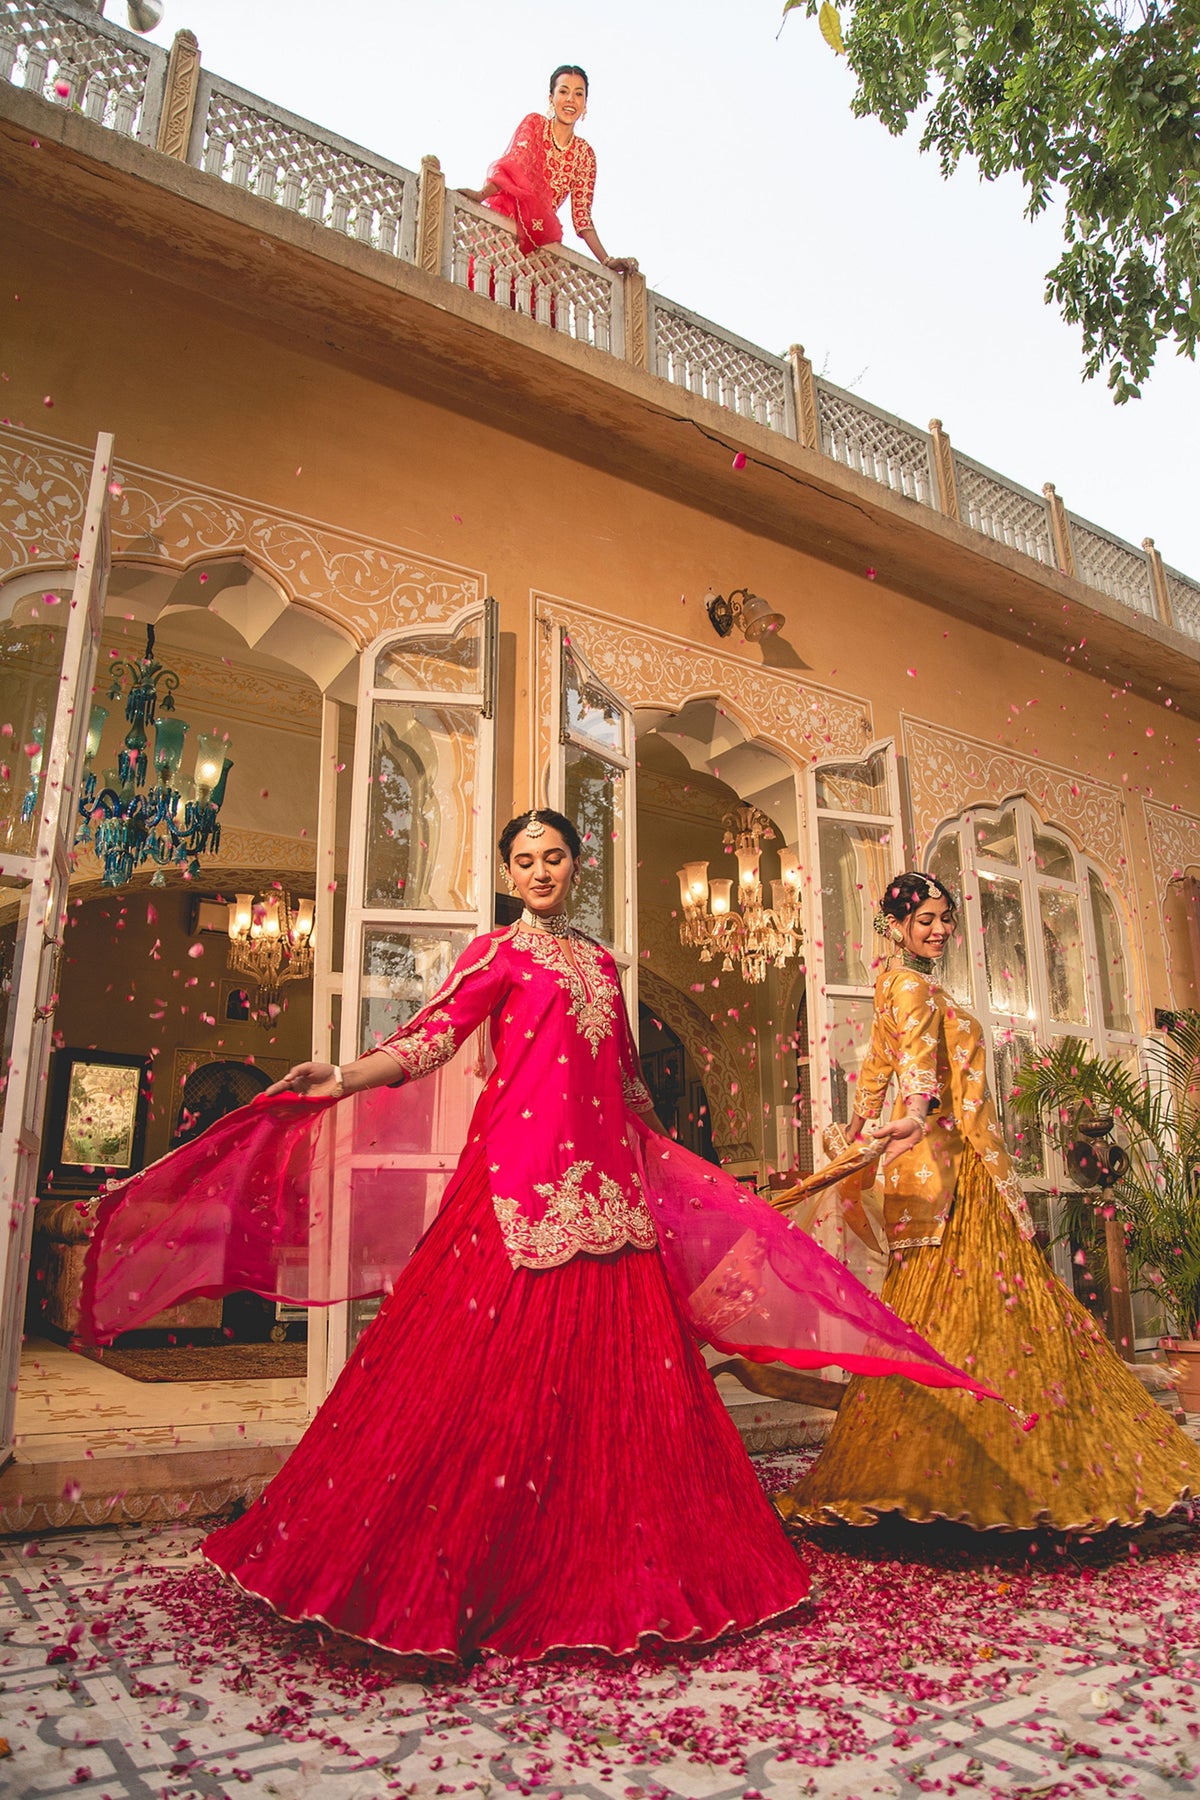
[704,587,785,642]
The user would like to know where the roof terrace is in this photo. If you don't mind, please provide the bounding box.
[4,0,1200,698]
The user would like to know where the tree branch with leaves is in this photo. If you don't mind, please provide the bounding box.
[786,1,1200,401]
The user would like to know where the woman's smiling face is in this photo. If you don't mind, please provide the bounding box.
[550,72,587,128]
[899,895,955,960]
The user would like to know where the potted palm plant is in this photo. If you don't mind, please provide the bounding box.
[1013,1012,1200,1410]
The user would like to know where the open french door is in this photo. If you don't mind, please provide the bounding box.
[548,626,637,996]
[309,599,498,1396]
[0,434,113,1460]
[804,737,904,1140]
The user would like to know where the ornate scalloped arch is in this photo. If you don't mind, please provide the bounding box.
[903,715,1134,907]
[0,426,483,647]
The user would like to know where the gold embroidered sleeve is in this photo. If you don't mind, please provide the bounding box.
[377,1011,457,1082]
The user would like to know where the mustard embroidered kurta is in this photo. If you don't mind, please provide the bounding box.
[854,968,1033,1251]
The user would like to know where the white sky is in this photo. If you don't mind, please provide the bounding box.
[123,0,1200,576]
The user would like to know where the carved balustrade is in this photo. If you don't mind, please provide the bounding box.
[188,69,416,259]
[813,381,935,505]
[953,457,1055,566]
[1165,567,1200,644]
[647,297,793,435]
[4,0,1200,646]
[1066,515,1158,621]
[0,0,165,141]
[443,190,622,353]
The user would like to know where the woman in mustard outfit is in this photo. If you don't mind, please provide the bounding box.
[777,871,1200,1533]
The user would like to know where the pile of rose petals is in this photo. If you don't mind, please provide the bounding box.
[2,1449,1198,1799]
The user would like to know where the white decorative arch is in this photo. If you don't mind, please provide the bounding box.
[903,714,1134,906]
[0,425,483,646]
[532,594,872,784]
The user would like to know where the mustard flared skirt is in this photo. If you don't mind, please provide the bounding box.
[776,1147,1200,1532]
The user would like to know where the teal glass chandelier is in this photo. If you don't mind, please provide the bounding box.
[76,624,233,887]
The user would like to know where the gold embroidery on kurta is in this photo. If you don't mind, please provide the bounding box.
[493,1157,657,1269]
[510,931,617,1055]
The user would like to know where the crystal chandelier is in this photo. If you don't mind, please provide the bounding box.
[76,625,233,887]
[227,892,316,1011]
[677,804,803,984]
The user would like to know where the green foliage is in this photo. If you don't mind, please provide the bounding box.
[1012,1013,1200,1336]
[785,2,1200,400]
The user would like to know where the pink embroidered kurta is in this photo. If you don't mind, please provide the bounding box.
[376,924,656,1270]
[484,113,597,252]
[854,967,1034,1251]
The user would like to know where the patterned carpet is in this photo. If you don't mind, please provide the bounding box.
[1,1449,1199,1800]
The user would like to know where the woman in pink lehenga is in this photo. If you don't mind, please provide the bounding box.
[81,811,1001,1665]
[459,65,638,271]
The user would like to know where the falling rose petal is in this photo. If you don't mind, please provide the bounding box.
[108,480,123,497]
[43,395,54,407]
[187,943,204,958]
[54,77,71,96]
[866,566,877,579]
[906,667,917,678]
[731,452,747,470]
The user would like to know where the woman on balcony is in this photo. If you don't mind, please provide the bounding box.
[459,65,637,271]
[81,816,1000,1663]
[775,871,1200,1534]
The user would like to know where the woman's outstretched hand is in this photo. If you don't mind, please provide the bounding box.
[864,1115,925,1166]
[265,1061,342,1099]
[604,255,639,274]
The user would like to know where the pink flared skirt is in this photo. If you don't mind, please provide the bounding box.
[202,1146,809,1661]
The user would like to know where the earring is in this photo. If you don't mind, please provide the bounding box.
[502,868,517,895]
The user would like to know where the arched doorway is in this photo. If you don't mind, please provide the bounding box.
[634,698,808,1186]
[6,552,355,1448]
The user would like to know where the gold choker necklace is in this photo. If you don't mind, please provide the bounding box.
[520,907,575,937]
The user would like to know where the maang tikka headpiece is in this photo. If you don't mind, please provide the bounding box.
[523,809,546,841]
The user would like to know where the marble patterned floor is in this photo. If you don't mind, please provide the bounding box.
[13,1339,308,1461]
[2,1451,1200,1800]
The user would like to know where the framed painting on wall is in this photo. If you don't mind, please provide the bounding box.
[39,1048,151,1198]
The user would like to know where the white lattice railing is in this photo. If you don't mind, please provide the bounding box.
[1068,516,1156,619]
[188,70,417,260]
[0,0,165,141]
[1165,567,1200,642]
[7,4,1200,645]
[955,457,1054,565]
[648,298,793,434]
[815,381,935,504]
[445,193,622,353]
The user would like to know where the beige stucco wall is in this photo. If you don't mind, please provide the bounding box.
[6,205,1200,1064]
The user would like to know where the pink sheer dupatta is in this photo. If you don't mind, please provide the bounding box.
[484,116,563,253]
[80,1088,998,1408]
[630,1121,1000,1401]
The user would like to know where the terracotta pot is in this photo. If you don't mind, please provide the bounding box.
[1169,1340,1200,1414]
